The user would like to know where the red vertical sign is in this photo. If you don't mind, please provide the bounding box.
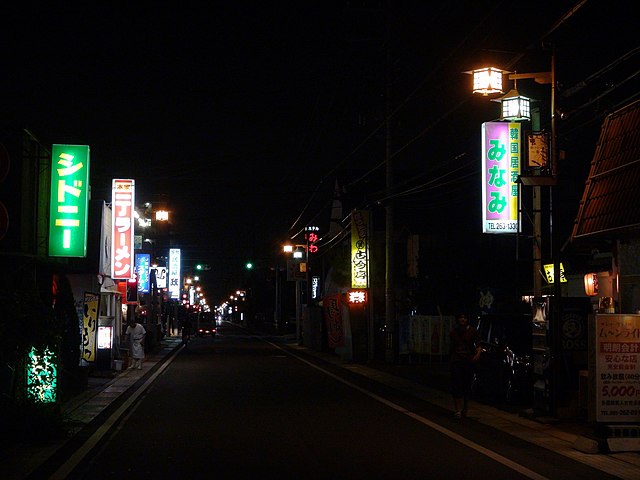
[324,294,344,348]
[111,179,135,280]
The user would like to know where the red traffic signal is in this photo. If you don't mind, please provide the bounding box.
[126,277,138,303]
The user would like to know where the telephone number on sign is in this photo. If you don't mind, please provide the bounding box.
[487,222,518,231]
[601,385,640,397]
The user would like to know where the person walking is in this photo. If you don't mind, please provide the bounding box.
[449,313,481,418]
[181,310,193,346]
[125,318,146,370]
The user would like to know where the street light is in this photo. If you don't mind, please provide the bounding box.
[283,243,308,345]
[468,54,560,417]
[467,60,556,298]
[469,66,506,95]
[493,86,531,121]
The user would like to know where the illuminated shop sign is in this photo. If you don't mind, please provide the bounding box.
[82,292,99,363]
[48,144,90,257]
[169,248,181,299]
[311,276,320,299]
[136,254,151,293]
[481,122,520,234]
[351,210,369,288]
[154,266,167,289]
[111,179,135,279]
[543,262,567,284]
[97,326,113,349]
[305,225,320,254]
[347,289,367,304]
[595,314,640,423]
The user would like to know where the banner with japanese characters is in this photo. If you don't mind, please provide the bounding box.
[323,294,344,349]
[81,292,99,363]
[136,254,151,293]
[593,314,640,423]
[481,122,520,234]
[351,210,369,288]
[48,145,90,257]
[111,179,135,280]
[169,248,181,299]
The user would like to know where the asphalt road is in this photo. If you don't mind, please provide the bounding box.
[60,323,618,479]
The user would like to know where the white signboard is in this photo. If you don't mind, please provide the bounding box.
[169,248,181,299]
[594,314,640,423]
[154,267,167,289]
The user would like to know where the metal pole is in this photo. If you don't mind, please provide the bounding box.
[384,41,395,364]
[533,186,543,298]
[295,280,301,345]
[368,214,375,363]
[274,265,281,331]
[550,49,563,416]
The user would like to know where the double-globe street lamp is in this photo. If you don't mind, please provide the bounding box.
[468,54,562,416]
[468,61,557,298]
[283,243,308,345]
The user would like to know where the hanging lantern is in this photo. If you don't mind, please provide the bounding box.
[584,273,599,297]
[493,87,531,120]
[469,67,505,95]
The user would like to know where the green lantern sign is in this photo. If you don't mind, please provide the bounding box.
[48,144,90,257]
[26,346,58,403]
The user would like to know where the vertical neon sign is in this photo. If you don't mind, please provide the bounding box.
[48,145,90,257]
[481,122,520,234]
[351,210,369,288]
[111,179,135,279]
[169,248,181,299]
[136,254,150,293]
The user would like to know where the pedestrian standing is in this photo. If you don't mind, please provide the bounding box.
[125,318,146,370]
[449,313,481,418]
[180,306,193,346]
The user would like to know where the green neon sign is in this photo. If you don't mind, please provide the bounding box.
[48,144,90,257]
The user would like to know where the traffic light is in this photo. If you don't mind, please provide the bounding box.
[196,264,203,270]
[245,262,253,270]
[126,277,138,303]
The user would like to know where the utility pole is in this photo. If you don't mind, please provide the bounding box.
[384,38,395,364]
[550,49,563,417]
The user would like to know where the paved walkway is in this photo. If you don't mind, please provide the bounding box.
[3,336,184,479]
[3,332,640,480]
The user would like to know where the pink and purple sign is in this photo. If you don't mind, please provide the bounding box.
[481,122,521,234]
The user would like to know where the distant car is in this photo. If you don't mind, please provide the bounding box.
[195,323,216,337]
[472,313,533,405]
[195,312,217,337]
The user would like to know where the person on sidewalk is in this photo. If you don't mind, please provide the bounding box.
[449,313,481,418]
[125,318,146,370]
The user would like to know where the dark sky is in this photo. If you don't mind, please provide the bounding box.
[2,1,638,301]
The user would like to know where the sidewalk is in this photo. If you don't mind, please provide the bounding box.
[284,341,640,480]
[2,335,184,480]
[3,332,640,480]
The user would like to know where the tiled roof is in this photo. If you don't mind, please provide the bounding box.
[571,100,640,241]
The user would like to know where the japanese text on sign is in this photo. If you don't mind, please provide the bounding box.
[351,210,369,288]
[111,179,135,279]
[595,314,640,422]
[481,122,520,234]
[48,145,90,257]
[169,248,181,299]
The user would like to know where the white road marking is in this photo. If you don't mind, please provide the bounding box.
[48,346,183,479]
[270,341,549,480]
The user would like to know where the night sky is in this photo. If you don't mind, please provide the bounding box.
[2,1,638,302]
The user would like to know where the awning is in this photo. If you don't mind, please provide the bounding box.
[571,100,640,241]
